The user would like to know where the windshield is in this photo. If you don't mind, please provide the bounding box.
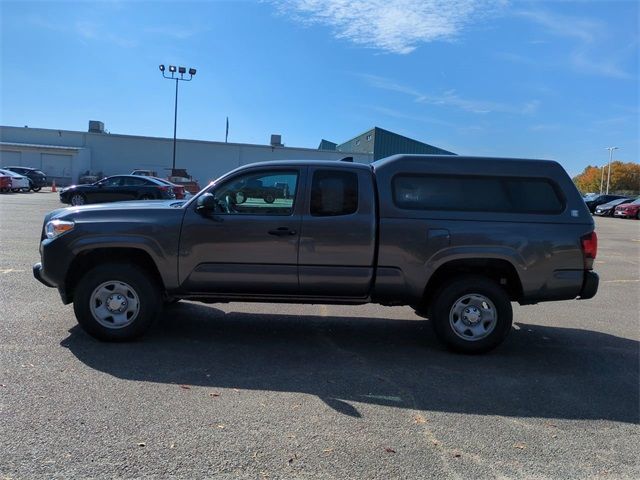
[608,198,630,206]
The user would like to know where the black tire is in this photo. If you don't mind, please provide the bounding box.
[31,186,42,192]
[140,194,154,200]
[70,193,86,206]
[429,275,512,354]
[11,188,20,193]
[263,193,275,204]
[73,263,161,341]
[636,211,640,220]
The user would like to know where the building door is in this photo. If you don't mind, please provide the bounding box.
[0,150,22,167]
[41,153,72,183]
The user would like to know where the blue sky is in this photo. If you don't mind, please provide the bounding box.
[1,0,638,176]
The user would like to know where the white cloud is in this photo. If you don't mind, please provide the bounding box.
[516,9,633,80]
[365,105,457,127]
[270,0,507,54]
[517,10,602,44]
[361,74,539,115]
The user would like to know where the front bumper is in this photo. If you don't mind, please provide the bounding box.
[578,271,599,300]
[33,262,55,288]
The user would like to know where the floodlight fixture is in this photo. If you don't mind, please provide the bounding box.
[158,63,198,170]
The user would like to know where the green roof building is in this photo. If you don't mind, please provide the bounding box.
[319,126,455,160]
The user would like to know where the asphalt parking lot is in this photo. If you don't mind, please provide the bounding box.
[1,191,639,479]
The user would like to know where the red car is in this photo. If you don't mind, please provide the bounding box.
[151,177,186,199]
[614,198,640,219]
[0,174,11,192]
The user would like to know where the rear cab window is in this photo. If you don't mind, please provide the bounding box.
[392,174,565,214]
[310,170,358,216]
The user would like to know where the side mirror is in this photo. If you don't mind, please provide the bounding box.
[196,193,218,212]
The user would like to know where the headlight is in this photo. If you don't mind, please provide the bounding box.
[45,219,75,239]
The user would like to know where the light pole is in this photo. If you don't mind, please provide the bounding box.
[605,146,618,194]
[159,64,197,171]
[599,164,605,194]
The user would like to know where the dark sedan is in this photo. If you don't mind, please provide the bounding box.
[583,193,628,213]
[593,197,633,216]
[60,175,176,206]
[4,166,47,192]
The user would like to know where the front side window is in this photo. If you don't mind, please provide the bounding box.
[100,177,123,187]
[213,170,298,215]
[393,174,564,214]
[310,170,358,216]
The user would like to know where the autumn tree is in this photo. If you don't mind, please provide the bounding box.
[573,161,640,195]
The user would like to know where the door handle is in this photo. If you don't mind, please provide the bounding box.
[268,227,297,236]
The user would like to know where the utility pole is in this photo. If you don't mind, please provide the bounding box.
[605,146,618,194]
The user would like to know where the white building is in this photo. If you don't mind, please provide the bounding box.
[0,121,373,186]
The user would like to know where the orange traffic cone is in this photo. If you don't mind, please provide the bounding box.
[51,180,57,193]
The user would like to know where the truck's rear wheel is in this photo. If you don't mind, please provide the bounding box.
[430,275,512,353]
[73,263,161,341]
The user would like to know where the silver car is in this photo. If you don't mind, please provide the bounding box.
[0,168,30,192]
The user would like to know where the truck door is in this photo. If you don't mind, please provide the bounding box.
[298,167,376,297]
[178,168,304,295]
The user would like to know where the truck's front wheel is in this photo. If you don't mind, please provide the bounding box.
[430,275,512,354]
[73,264,161,341]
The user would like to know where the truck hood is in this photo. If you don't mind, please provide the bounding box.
[46,200,185,223]
[63,199,184,212]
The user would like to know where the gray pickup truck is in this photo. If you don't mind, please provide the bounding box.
[34,155,599,353]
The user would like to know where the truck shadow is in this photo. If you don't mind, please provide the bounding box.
[61,302,639,423]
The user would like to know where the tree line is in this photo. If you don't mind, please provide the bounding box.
[573,161,640,195]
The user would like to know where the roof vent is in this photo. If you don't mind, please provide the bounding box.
[88,120,105,133]
[270,134,283,147]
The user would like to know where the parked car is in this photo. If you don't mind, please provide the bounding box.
[59,175,176,206]
[594,197,633,216]
[0,168,30,192]
[4,166,47,191]
[34,154,598,353]
[131,169,158,177]
[150,177,186,200]
[0,174,12,192]
[583,193,628,213]
[614,198,640,219]
[233,177,284,204]
[166,168,201,195]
